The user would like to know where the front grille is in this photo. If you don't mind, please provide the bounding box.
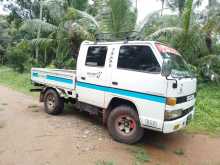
[182,106,194,116]
[176,93,196,104]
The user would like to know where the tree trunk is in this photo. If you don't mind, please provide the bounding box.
[36,2,43,62]
[136,0,138,12]
[44,47,47,65]
[178,0,185,16]
[161,0,165,16]
[205,0,214,53]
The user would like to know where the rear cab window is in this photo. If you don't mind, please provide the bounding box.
[85,46,108,67]
[117,45,161,73]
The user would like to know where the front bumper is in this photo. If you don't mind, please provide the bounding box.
[163,108,195,133]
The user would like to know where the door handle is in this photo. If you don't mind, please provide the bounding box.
[81,77,86,80]
[112,82,118,85]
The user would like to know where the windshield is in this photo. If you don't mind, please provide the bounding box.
[156,44,194,78]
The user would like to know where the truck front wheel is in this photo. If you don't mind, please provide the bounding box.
[107,105,144,144]
[44,89,64,115]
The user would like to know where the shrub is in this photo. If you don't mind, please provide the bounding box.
[198,55,220,82]
[171,28,209,65]
[6,41,32,73]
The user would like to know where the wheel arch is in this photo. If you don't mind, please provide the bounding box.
[40,87,62,102]
[103,97,140,124]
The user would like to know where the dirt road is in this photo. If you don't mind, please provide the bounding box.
[0,85,220,165]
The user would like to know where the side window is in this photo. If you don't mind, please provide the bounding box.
[117,45,161,73]
[85,46,108,67]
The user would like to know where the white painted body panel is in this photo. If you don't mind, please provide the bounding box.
[31,68,76,98]
[76,44,113,107]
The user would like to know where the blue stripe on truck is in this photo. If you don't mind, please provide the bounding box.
[46,75,73,84]
[32,72,39,77]
[76,81,166,104]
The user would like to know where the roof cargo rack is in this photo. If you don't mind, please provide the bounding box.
[95,31,144,42]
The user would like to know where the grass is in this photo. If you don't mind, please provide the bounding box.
[127,147,151,165]
[28,104,39,109]
[95,160,114,165]
[153,143,167,150]
[0,66,36,96]
[186,83,220,135]
[0,66,220,135]
[31,108,39,112]
[135,149,150,164]
[173,148,185,156]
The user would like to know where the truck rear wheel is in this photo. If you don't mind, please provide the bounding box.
[44,89,64,115]
[107,105,144,144]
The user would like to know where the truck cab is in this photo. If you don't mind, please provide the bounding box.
[31,40,196,144]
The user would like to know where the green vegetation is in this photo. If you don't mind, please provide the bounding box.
[0,0,219,82]
[173,148,185,156]
[28,104,39,112]
[127,147,151,164]
[28,104,39,109]
[0,66,35,96]
[187,83,220,135]
[0,0,219,136]
[134,149,151,164]
[95,160,114,165]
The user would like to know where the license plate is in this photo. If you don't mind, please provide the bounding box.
[186,114,192,125]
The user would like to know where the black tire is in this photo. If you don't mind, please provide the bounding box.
[107,105,144,144]
[44,89,64,115]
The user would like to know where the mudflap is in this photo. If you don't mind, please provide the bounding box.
[39,91,45,102]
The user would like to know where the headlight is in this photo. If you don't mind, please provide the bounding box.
[165,109,183,120]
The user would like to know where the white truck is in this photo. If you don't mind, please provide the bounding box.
[31,40,197,144]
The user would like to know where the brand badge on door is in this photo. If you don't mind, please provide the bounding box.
[87,72,102,79]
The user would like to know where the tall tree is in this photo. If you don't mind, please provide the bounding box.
[66,0,88,10]
[20,0,98,65]
[35,0,43,62]
[0,16,11,64]
[167,0,186,16]
[99,0,136,38]
[203,0,220,53]
[160,0,165,16]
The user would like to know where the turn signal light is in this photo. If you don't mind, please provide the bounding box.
[166,97,176,106]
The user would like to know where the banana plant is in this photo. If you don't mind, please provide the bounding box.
[20,0,99,64]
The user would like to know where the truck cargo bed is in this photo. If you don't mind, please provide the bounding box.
[31,68,76,91]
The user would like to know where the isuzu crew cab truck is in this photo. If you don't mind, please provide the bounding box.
[31,41,197,144]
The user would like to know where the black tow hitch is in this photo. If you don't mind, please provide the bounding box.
[30,88,42,92]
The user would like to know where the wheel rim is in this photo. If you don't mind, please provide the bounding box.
[46,94,56,111]
[115,115,136,136]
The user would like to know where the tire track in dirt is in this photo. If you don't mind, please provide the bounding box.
[0,85,219,165]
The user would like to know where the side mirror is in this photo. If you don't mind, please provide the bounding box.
[162,59,172,77]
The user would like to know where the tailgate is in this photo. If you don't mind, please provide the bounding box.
[31,68,76,90]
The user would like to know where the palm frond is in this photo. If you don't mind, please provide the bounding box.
[68,22,95,40]
[20,19,58,34]
[42,0,66,22]
[182,0,193,33]
[145,27,183,40]
[30,38,54,48]
[75,9,99,28]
